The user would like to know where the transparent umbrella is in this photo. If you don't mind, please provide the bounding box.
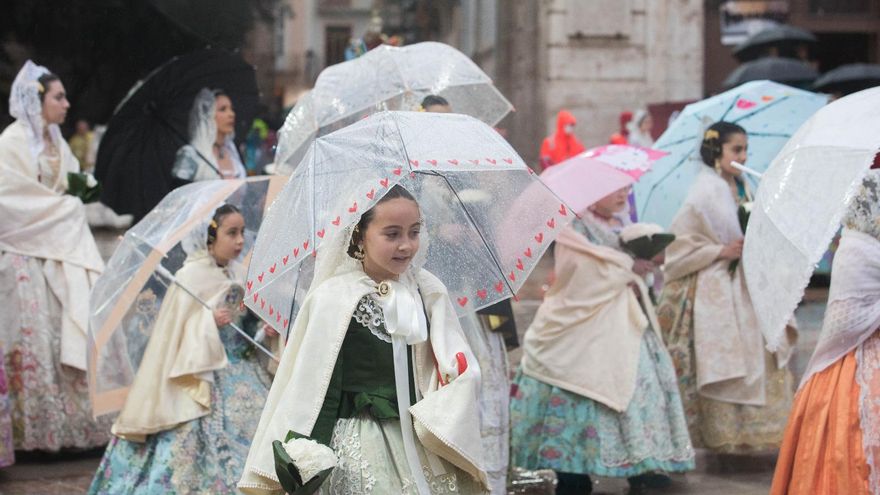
[273,42,513,175]
[87,176,285,417]
[743,86,880,352]
[246,111,569,337]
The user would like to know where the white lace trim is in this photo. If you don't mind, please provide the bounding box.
[353,295,392,343]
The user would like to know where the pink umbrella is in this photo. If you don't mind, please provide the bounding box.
[540,145,667,215]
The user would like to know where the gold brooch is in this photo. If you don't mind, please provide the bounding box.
[377,281,391,297]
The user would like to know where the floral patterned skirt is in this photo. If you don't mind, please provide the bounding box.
[87,350,272,494]
[0,253,112,451]
[323,415,484,494]
[510,331,695,477]
[656,275,794,453]
[0,346,14,467]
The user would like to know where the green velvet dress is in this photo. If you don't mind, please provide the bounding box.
[314,295,482,494]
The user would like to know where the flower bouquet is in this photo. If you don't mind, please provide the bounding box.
[729,201,753,275]
[272,431,337,494]
[619,223,676,260]
[66,172,101,203]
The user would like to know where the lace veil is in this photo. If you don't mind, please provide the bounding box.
[187,88,244,178]
[9,60,64,160]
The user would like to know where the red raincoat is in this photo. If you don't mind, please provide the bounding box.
[540,110,585,171]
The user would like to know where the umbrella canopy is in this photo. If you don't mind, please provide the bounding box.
[273,42,513,175]
[732,24,817,62]
[743,86,880,353]
[813,63,880,96]
[88,176,286,417]
[540,145,666,215]
[633,80,827,227]
[95,49,259,220]
[247,111,568,335]
[723,57,819,90]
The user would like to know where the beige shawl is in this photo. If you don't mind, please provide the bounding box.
[520,225,659,412]
[664,168,793,405]
[0,120,103,371]
[239,269,488,494]
[110,254,234,441]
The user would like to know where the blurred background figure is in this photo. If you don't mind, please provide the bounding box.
[68,119,94,173]
[609,110,633,145]
[171,88,246,184]
[626,109,655,148]
[539,109,585,171]
[421,94,452,113]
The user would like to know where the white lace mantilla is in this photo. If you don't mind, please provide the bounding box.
[353,295,391,343]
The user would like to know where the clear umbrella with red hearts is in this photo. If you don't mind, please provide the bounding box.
[245,111,569,337]
[633,80,828,228]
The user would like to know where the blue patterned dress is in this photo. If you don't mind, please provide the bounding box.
[510,214,694,478]
[87,325,272,494]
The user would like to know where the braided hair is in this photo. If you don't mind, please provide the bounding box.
[699,121,746,168]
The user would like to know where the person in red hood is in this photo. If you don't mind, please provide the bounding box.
[609,110,633,145]
[540,110,585,171]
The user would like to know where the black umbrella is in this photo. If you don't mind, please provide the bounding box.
[813,63,880,96]
[723,57,818,90]
[733,24,817,62]
[95,49,259,220]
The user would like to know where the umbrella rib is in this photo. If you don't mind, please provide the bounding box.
[421,170,517,296]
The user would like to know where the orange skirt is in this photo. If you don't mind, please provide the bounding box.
[770,348,871,495]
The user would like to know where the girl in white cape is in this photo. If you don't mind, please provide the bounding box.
[510,186,694,494]
[0,60,110,452]
[239,185,489,494]
[656,122,795,454]
[88,204,272,493]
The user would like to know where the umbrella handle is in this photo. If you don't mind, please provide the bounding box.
[155,265,279,362]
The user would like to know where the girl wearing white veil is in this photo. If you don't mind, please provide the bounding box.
[88,204,272,494]
[239,185,489,494]
[771,169,880,495]
[171,88,246,183]
[0,60,110,452]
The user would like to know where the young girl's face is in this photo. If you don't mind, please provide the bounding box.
[360,198,421,282]
[718,132,748,177]
[210,212,245,266]
[590,185,631,218]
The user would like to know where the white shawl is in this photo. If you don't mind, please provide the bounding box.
[664,168,793,405]
[0,120,103,371]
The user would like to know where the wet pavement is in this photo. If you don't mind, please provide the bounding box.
[0,228,828,494]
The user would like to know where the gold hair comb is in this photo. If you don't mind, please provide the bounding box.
[35,81,44,93]
[704,129,720,140]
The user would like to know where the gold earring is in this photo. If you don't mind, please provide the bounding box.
[714,159,722,174]
[354,244,365,260]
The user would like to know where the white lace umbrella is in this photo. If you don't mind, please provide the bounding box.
[743,86,880,352]
[87,176,285,417]
[273,42,513,175]
[247,111,569,335]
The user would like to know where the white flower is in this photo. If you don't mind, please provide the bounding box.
[282,437,338,482]
[85,173,98,188]
[619,222,665,243]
